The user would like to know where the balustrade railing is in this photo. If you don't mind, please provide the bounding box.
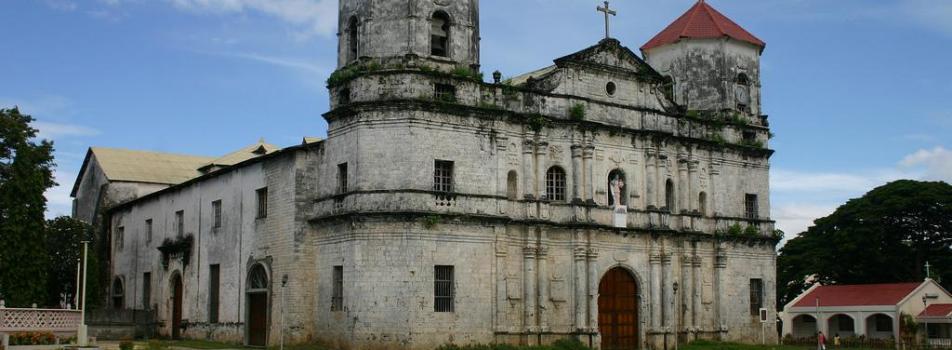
[0,307,81,333]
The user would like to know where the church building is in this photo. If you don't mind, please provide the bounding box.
[72,1,779,349]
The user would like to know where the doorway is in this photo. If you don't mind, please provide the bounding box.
[246,264,270,346]
[598,267,639,350]
[171,274,183,340]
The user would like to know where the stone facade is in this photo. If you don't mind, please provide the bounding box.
[96,1,779,349]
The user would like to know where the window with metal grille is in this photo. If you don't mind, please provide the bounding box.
[430,12,450,57]
[745,194,759,219]
[175,210,184,236]
[874,315,893,332]
[208,264,220,323]
[545,166,566,201]
[145,219,153,243]
[434,160,454,193]
[749,278,763,315]
[256,187,268,218]
[434,84,456,102]
[331,266,343,311]
[212,200,222,228]
[838,315,855,331]
[338,163,348,194]
[434,265,454,312]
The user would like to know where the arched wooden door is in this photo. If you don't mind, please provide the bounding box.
[246,264,270,347]
[171,274,183,340]
[598,267,639,350]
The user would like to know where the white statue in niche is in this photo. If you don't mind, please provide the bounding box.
[609,170,628,228]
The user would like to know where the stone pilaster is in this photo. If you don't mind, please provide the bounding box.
[649,253,662,330]
[714,248,728,335]
[692,255,702,332]
[645,150,657,209]
[537,246,549,332]
[688,159,700,213]
[571,145,583,202]
[662,253,674,332]
[657,152,668,209]
[586,248,599,332]
[574,245,587,331]
[681,255,694,332]
[495,236,508,333]
[678,151,689,214]
[536,141,549,199]
[583,145,595,203]
[523,139,535,200]
[523,245,537,333]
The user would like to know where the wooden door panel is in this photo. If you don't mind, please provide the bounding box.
[598,268,639,350]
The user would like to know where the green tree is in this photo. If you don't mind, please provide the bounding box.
[45,216,94,307]
[777,180,952,308]
[0,107,56,306]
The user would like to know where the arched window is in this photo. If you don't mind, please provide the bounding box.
[607,169,626,208]
[430,12,450,57]
[112,277,124,309]
[545,166,566,202]
[248,264,269,291]
[347,16,360,62]
[665,179,675,212]
[698,192,707,216]
[506,170,518,200]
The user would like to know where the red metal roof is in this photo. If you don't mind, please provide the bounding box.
[792,283,922,307]
[641,0,765,51]
[920,304,952,318]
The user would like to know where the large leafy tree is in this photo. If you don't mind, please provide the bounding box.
[777,180,952,307]
[0,107,56,306]
[45,216,94,307]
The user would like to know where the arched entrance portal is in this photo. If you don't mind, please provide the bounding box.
[598,267,639,350]
[170,274,183,340]
[246,264,270,346]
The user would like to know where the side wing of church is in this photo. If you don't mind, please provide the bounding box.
[77,1,778,349]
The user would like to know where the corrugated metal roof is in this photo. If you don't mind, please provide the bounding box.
[920,304,952,318]
[641,0,765,52]
[90,147,214,185]
[199,139,280,172]
[792,282,922,307]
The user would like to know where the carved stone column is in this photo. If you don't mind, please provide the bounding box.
[574,244,587,331]
[688,160,700,213]
[536,141,549,199]
[657,153,668,209]
[649,253,662,330]
[681,255,694,332]
[524,245,537,333]
[495,233,508,333]
[662,254,674,332]
[523,139,535,199]
[571,145,583,202]
[586,248,599,332]
[678,156,689,214]
[537,246,549,332]
[645,151,657,209]
[714,248,727,337]
[583,145,596,203]
[692,255,702,332]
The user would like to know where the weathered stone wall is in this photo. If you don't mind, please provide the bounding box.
[338,0,479,69]
[644,38,763,117]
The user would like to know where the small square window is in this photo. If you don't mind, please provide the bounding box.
[435,84,456,102]
[749,278,763,315]
[145,219,153,243]
[434,160,454,193]
[745,194,759,219]
[256,187,268,218]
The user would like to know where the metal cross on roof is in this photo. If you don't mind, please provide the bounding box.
[926,261,931,279]
[597,1,617,39]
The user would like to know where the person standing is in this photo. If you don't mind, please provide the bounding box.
[818,331,827,350]
[834,333,841,348]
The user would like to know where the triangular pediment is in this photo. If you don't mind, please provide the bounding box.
[553,38,661,80]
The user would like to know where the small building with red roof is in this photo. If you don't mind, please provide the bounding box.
[781,279,952,341]
[919,303,952,346]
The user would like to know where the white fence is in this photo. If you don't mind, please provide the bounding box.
[0,306,81,348]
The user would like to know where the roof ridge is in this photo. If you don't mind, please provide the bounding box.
[680,1,705,39]
[700,2,726,38]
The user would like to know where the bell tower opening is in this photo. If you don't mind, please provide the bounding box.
[431,11,450,57]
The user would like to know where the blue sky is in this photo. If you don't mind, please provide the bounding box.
[3,0,950,240]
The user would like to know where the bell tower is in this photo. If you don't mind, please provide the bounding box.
[641,0,765,116]
[337,0,480,70]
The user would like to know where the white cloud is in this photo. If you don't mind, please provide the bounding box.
[45,171,75,219]
[44,0,78,12]
[901,0,952,37]
[33,121,101,140]
[168,0,338,38]
[771,202,838,239]
[226,52,325,74]
[900,146,952,182]
[771,169,909,193]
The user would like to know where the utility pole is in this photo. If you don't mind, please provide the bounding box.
[78,241,89,347]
